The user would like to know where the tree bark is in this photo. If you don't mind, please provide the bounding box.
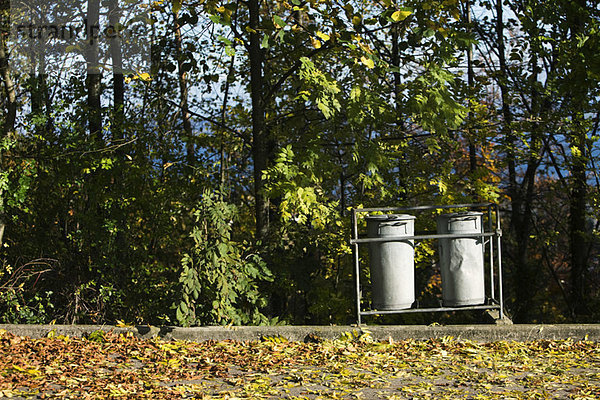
[570,152,588,316]
[108,0,125,144]
[566,0,590,318]
[0,28,17,137]
[391,23,402,124]
[0,216,4,248]
[390,22,409,199]
[220,55,235,193]
[248,0,269,239]
[465,0,477,175]
[0,13,16,247]
[86,0,103,143]
[173,9,194,166]
[496,0,536,322]
[30,51,52,139]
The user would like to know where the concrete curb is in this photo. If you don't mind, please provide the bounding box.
[1,324,599,342]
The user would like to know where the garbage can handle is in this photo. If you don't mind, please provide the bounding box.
[447,215,479,231]
[378,221,408,235]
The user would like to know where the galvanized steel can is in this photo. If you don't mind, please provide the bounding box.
[366,214,416,310]
[437,212,485,307]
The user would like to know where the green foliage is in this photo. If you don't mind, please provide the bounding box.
[264,145,336,229]
[175,191,273,326]
[262,144,354,324]
[0,288,53,324]
[0,136,36,215]
[0,0,598,326]
[86,330,107,343]
[298,57,341,119]
[0,256,55,324]
[407,64,467,135]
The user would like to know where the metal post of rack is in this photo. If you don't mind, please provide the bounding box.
[350,203,505,325]
[488,206,495,300]
[495,204,504,320]
[352,208,362,326]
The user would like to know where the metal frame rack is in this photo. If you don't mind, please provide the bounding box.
[350,203,505,326]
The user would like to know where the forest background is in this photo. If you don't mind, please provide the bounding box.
[0,0,599,326]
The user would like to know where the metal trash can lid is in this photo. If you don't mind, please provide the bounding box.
[437,211,483,219]
[366,214,416,221]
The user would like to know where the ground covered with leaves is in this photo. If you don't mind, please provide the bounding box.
[1,329,599,399]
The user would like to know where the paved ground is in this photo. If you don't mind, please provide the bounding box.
[1,327,600,399]
[1,325,600,399]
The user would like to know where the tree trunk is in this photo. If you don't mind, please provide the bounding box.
[86,0,103,143]
[570,151,588,316]
[248,0,269,239]
[566,0,590,318]
[30,60,42,118]
[496,0,535,322]
[495,0,516,206]
[0,216,4,248]
[0,13,17,246]
[108,0,125,144]
[30,51,52,140]
[173,9,194,166]
[465,0,477,175]
[220,55,235,193]
[0,29,17,137]
[390,22,409,199]
[391,23,402,124]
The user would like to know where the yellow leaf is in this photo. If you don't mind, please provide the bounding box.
[310,36,322,49]
[138,72,152,81]
[358,42,373,54]
[316,31,330,41]
[361,56,375,69]
[391,10,412,22]
[27,368,42,377]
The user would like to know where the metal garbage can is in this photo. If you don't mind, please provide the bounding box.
[436,212,485,307]
[366,214,416,310]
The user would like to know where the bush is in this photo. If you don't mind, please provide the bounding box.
[174,191,273,326]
